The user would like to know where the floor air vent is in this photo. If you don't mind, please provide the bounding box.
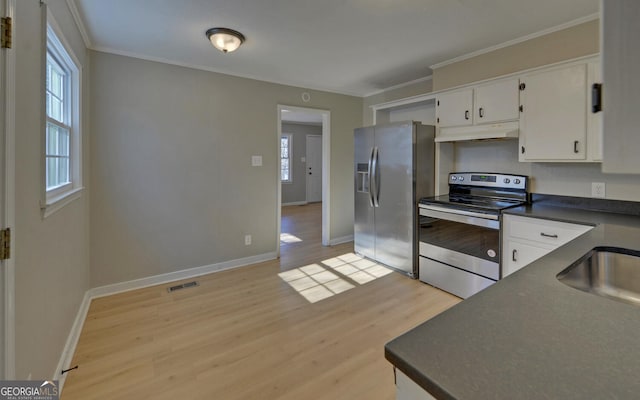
[167,281,199,293]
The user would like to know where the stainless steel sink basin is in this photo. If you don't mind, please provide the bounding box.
[557,247,640,307]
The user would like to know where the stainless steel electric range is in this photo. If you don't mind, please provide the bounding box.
[418,172,529,299]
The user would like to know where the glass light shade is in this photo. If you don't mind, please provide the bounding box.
[206,28,245,53]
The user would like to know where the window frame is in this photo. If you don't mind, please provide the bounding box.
[43,14,83,217]
[281,133,293,184]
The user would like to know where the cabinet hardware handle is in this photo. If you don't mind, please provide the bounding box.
[512,249,517,262]
[540,232,558,238]
[519,83,526,91]
[464,110,470,120]
[479,107,484,118]
[574,140,579,154]
[592,83,602,113]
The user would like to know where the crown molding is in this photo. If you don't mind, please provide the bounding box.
[364,75,433,98]
[65,0,92,48]
[430,13,599,70]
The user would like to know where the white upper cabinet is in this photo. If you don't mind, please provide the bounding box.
[436,89,474,127]
[601,0,640,173]
[474,78,520,124]
[518,57,602,163]
[519,63,587,161]
[436,79,519,128]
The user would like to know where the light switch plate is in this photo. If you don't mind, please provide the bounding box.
[251,155,262,167]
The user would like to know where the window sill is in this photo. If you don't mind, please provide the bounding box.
[42,186,84,218]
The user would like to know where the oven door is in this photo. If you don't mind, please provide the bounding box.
[418,205,500,280]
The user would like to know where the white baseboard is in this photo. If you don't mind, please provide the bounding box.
[328,235,354,246]
[54,290,91,392]
[282,201,307,206]
[56,251,277,393]
[89,252,277,299]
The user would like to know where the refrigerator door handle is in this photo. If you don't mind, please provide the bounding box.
[372,146,380,207]
[367,147,375,207]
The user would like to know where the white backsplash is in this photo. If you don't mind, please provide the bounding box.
[454,140,640,201]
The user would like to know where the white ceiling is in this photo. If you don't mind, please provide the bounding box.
[71,0,599,97]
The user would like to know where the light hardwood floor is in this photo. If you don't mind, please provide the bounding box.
[61,204,460,399]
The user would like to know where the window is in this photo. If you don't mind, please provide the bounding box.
[44,18,82,215]
[281,134,292,183]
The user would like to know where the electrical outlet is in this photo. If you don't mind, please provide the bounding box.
[592,182,606,198]
[244,235,252,246]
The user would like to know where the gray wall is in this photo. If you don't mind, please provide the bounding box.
[90,51,362,287]
[281,122,322,204]
[14,0,91,379]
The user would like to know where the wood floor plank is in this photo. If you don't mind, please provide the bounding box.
[61,203,460,399]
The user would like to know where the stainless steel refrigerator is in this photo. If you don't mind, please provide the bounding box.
[354,121,435,277]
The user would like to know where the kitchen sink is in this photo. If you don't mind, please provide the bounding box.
[557,247,640,307]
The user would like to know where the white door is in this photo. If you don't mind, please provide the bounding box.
[306,135,322,203]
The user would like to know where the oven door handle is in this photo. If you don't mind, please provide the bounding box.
[419,204,500,229]
[420,204,499,221]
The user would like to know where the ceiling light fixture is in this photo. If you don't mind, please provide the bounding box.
[206,27,245,54]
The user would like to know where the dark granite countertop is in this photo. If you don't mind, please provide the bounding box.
[385,199,640,400]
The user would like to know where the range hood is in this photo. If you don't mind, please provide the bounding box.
[435,121,519,143]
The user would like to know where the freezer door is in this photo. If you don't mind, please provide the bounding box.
[354,127,376,259]
[373,122,415,274]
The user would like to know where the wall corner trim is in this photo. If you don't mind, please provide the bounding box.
[53,291,91,392]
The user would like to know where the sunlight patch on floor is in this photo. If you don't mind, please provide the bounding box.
[280,232,303,244]
[278,253,393,303]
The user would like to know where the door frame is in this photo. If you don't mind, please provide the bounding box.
[277,105,331,256]
[1,0,16,380]
[305,134,322,203]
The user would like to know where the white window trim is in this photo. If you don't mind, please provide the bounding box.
[281,133,293,184]
[42,11,83,218]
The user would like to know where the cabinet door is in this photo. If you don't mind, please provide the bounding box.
[602,0,640,173]
[436,89,473,127]
[474,78,520,124]
[519,64,587,161]
[502,239,550,278]
[396,369,437,400]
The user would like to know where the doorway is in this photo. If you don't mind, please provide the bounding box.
[277,105,330,257]
[1,0,16,380]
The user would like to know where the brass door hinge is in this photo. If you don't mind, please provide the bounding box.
[0,228,11,260]
[1,17,12,49]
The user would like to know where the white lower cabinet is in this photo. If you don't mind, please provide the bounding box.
[502,215,593,277]
[396,369,436,400]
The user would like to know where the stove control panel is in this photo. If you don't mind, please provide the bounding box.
[449,173,528,190]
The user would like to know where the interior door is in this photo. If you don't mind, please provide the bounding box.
[373,122,414,274]
[305,135,322,203]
